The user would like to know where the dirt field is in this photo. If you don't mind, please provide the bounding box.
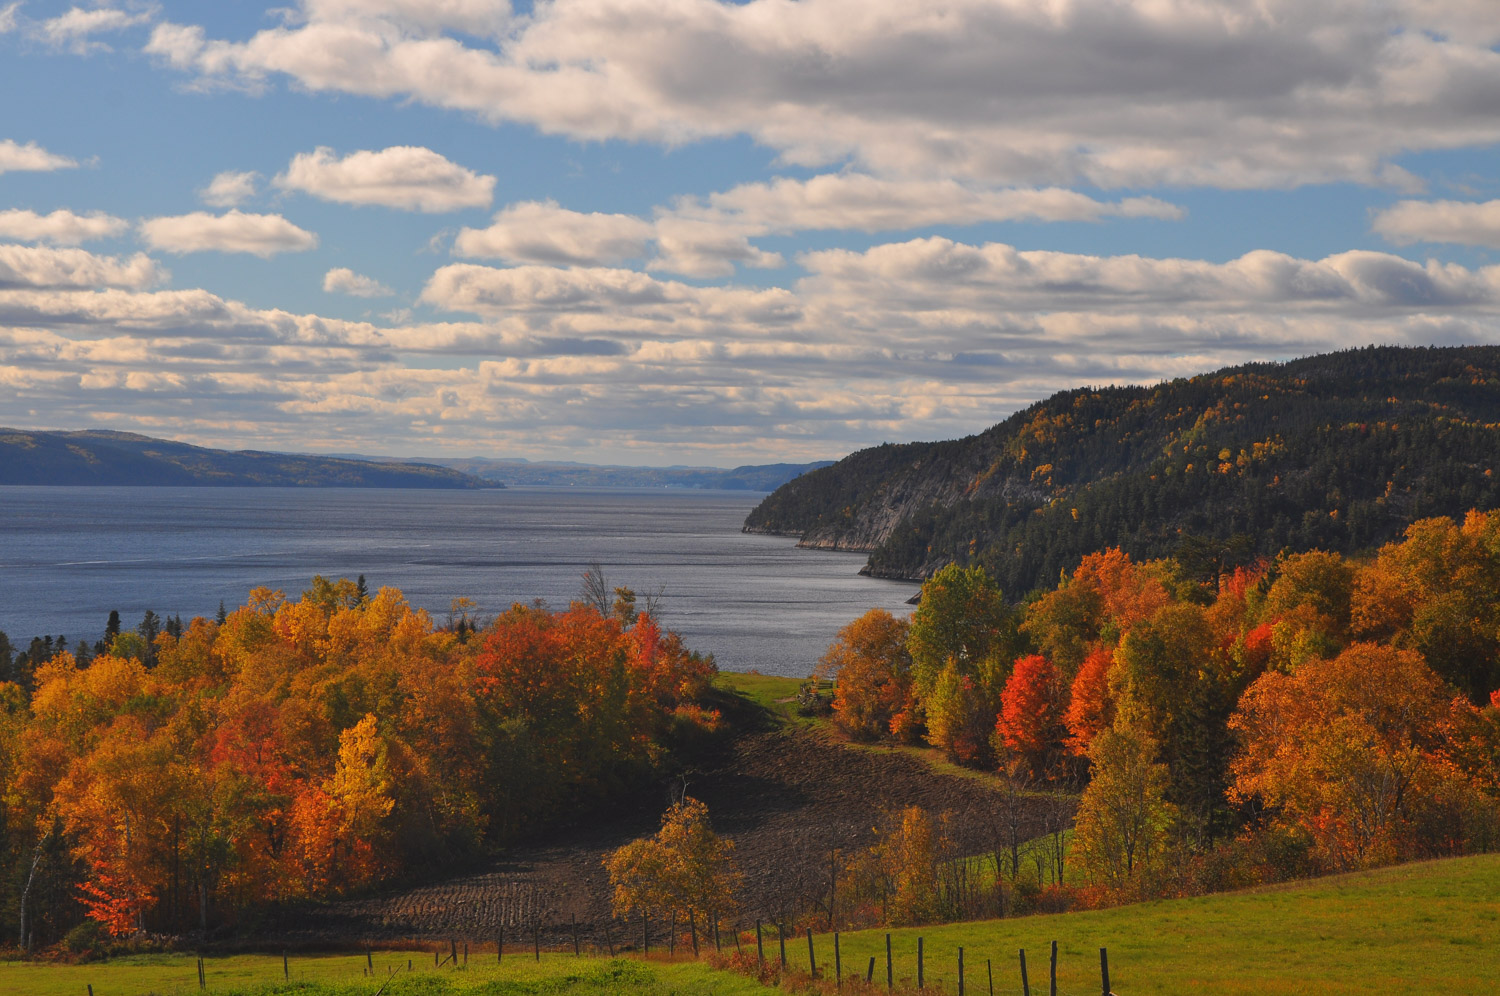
[273,691,1062,946]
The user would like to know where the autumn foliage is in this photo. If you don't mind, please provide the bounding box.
[0,580,715,941]
[823,521,1500,903]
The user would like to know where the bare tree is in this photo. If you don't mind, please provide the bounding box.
[580,562,610,615]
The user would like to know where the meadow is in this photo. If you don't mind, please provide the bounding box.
[11,852,1496,996]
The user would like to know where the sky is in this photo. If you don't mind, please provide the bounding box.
[1,1,1499,466]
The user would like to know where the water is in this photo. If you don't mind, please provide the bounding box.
[0,486,917,675]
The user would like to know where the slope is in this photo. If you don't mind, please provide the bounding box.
[745,344,1500,592]
[0,429,498,488]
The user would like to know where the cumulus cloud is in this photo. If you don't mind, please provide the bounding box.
[324,267,394,297]
[797,238,1500,313]
[1372,199,1500,249]
[0,209,128,245]
[36,5,155,55]
[139,210,319,257]
[0,139,76,175]
[276,146,495,212]
[0,244,163,290]
[455,201,654,266]
[200,170,259,208]
[0,4,18,34]
[295,0,513,37]
[145,0,1500,190]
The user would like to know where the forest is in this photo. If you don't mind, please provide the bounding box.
[813,509,1500,919]
[745,345,1500,591]
[0,577,715,947]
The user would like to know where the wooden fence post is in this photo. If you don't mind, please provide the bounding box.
[690,911,699,957]
[917,937,924,990]
[1100,947,1111,995]
[451,939,458,966]
[1049,941,1058,996]
[807,928,817,978]
[499,924,504,963]
[669,911,676,957]
[866,956,876,983]
[284,952,290,981]
[987,958,994,996]
[534,922,540,962]
[778,923,787,970]
[1019,949,1030,996]
[643,913,649,956]
[755,920,763,968]
[463,942,468,967]
[958,946,965,996]
[834,931,842,988]
[885,933,893,991]
[573,914,580,956]
[368,949,375,972]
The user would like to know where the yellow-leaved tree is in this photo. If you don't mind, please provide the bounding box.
[605,796,740,926]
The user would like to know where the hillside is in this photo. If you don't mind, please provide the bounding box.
[745,345,1500,591]
[0,429,498,488]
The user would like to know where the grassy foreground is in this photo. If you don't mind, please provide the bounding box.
[9,853,1499,995]
[0,951,766,996]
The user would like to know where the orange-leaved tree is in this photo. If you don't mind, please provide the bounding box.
[818,609,915,742]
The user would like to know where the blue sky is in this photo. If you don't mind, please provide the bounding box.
[2,1,1499,465]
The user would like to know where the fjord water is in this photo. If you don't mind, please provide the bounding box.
[0,486,916,675]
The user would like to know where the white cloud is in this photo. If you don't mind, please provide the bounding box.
[276,146,495,212]
[797,238,1500,313]
[0,209,128,245]
[37,5,155,55]
[139,210,319,257]
[324,267,394,297]
[648,217,783,278]
[0,244,163,290]
[455,200,654,266]
[673,176,1183,234]
[145,0,1500,190]
[0,139,76,175]
[1372,199,1500,249]
[200,170,259,208]
[0,4,18,34]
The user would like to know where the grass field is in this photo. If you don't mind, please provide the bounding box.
[0,950,767,996]
[13,852,1498,995]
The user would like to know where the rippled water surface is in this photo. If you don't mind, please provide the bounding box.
[0,486,916,675]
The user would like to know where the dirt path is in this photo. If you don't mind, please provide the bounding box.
[273,699,1061,944]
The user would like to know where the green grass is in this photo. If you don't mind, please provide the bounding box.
[0,950,768,996]
[768,853,1500,995]
[713,672,821,729]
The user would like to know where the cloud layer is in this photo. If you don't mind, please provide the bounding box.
[146,0,1500,189]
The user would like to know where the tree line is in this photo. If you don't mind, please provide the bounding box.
[0,574,716,948]
[817,509,1500,914]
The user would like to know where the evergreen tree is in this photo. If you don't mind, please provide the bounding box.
[215,601,227,625]
[137,611,161,667]
[104,610,121,641]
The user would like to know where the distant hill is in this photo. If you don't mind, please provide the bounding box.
[432,457,835,491]
[0,429,498,489]
[745,345,1500,592]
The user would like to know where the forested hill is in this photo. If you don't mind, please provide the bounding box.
[0,429,498,488]
[744,345,1500,591]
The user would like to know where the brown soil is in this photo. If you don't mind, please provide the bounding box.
[271,695,1062,945]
